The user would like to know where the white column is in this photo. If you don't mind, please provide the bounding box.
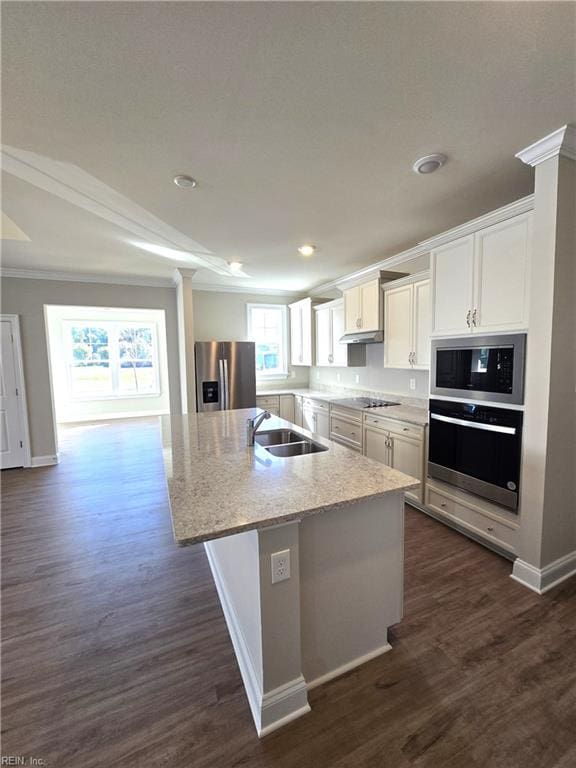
[174,268,197,414]
[512,125,576,593]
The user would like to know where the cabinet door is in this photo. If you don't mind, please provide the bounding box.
[315,306,332,366]
[363,425,391,466]
[302,406,316,433]
[412,279,431,369]
[389,433,423,503]
[431,236,474,336]
[473,214,531,333]
[301,299,313,366]
[279,395,295,423]
[331,303,348,366]
[290,303,303,365]
[360,279,381,332]
[384,284,413,369]
[344,286,361,333]
[315,410,330,439]
[294,396,303,427]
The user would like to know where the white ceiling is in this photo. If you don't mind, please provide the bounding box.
[2,2,575,292]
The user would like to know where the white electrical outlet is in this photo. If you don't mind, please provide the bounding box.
[271,549,291,584]
[355,374,360,384]
[410,378,416,391]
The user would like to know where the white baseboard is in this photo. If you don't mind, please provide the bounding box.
[306,643,392,691]
[204,542,310,737]
[31,454,59,467]
[511,550,576,594]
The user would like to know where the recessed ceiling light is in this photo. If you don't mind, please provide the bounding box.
[173,174,198,188]
[228,261,243,273]
[412,154,447,175]
[298,244,316,257]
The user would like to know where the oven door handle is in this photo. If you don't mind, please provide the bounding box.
[430,413,517,435]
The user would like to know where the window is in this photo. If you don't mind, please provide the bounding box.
[65,321,160,399]
[247,304,288,378]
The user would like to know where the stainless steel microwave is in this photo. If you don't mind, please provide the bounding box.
[430,334,526,405]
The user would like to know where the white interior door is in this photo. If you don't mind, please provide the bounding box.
[0,319,26,469]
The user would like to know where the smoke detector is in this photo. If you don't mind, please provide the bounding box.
[412,154,447,175]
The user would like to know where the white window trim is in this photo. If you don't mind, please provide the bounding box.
[63,320,161,401]
[246,303,289,379]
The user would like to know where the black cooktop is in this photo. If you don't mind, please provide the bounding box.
[332,397,401,409]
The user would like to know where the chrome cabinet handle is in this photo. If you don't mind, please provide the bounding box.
[466,310,471,328]
[472,309,478,327]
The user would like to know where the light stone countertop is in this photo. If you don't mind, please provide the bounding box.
[257,388,429,425]
[162,409,419,547]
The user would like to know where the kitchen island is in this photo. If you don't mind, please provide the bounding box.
[162,409,418,736]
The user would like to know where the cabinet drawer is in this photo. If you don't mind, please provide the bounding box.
[426,487,518,552]
[427,488,455,516]
[331,416,362,449]
[364,415,423,441]
[256,395,280,409]
[302,397,329,412]
[330,405,362,423]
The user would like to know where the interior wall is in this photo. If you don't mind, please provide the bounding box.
[311,343,429,399]
[45,305,170,423]
[0,277,182,459]
[192,289,310,389]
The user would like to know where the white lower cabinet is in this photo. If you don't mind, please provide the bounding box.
[256,395,280,416]
[425,480,519,555]
[330,406,362,452]
[279,394,295,423]
[363,414,426,504]
[294,395,303,427]
[302,398,330,438]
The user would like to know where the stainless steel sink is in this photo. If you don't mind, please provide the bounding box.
[255,429,305,447]
[266,441,327,457]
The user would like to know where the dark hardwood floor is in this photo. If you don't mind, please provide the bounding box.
[2,418,575,767]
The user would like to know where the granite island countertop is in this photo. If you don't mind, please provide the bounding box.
[162,409,419,547]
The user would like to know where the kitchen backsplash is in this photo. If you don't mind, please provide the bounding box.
[310,343,429,401]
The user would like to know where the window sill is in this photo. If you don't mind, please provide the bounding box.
[69,392,162,402]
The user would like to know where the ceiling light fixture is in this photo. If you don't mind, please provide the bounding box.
[228,261,243,274]
[173,174,198,188]
[412,154,447,175]
[298,244,316,257]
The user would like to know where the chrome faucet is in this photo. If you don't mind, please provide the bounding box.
[247,410,271,446]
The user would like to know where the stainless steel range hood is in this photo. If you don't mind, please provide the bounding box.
[340,330,384,344]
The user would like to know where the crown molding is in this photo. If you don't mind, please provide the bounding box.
[419,194,534,251]
[190,282,305,298]
[515,124,576,167]
[309,243,429,297]
[0,267,175,288]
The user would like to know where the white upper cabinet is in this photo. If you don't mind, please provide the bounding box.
[383,275,431,370]
[431,236,475,336]
[289,298,313,366]
[473,215,531,333]
[344,278,381,334]
[384,284,413,368]
[315,299,366,368]
[431,213,532,337]
[413,279,431,368]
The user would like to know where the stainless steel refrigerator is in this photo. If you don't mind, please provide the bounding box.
[195,341,256,412]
